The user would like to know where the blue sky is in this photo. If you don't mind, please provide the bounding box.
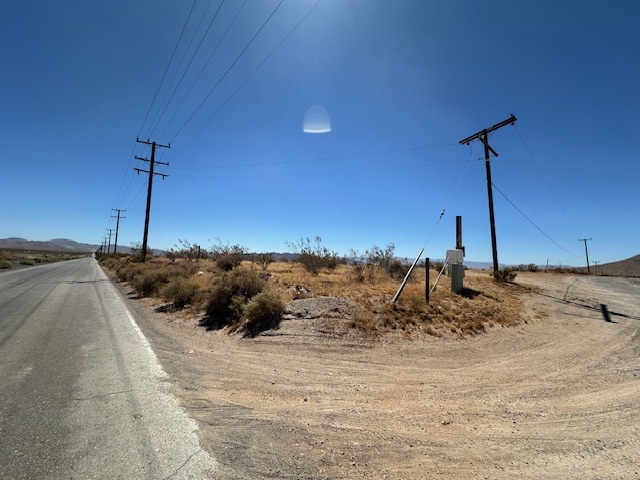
[1,0,638,266]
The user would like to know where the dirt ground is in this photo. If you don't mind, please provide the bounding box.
[127,272,640,479]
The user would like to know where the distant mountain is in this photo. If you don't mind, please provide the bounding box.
[0,237,98,253]
[587,254,640,277]
[0,237,168,255]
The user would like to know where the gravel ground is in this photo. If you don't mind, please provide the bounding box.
[125,271,640,479]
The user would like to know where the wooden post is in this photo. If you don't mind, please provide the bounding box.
[425,257,430,304]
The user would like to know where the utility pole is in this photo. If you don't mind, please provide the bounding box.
[135,138,170,262]
[106,229,114,254]
[593,260,599,276]
[579,238,592,274]
[111,208,126,254]
[459,114,517,276]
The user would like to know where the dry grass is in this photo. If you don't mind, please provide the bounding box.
[100,256,528,338]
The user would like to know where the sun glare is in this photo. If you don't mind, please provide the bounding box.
[303,105,331,133]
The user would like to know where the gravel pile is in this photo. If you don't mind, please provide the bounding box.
[284,296,359,320]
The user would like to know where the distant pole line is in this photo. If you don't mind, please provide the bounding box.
[135,138,171,262]
[106,229,114,254]
[579,238,592,274]
[459,114,517,276]
[111,209,126,254]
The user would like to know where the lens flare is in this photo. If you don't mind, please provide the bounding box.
[303,105,331,133]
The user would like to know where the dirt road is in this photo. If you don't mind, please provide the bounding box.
[129,272,640,479]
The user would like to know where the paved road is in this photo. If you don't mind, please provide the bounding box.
[0,258,216,479]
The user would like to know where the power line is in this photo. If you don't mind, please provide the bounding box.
[158,0,249,142]
[148,0,227,138]
[513,125,579,233]
[144,0,216,140]
[169,143,458,170]
[108,1,197,238]
[171,0,323,155]
[170,159,471,179]
[169,0,286,142]
[492,182,580,257]
[138,0,198,139]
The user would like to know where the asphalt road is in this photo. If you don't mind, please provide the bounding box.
[0,257,216,479]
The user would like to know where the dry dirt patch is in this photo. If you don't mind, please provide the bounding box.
[126,272,640,479]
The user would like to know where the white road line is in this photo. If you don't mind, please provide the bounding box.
[125,309,167,379]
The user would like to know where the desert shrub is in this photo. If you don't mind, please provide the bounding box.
[161,277,198,308]
[205,270,265,327]
[116,262,144,283]
[386,258,408,281]
[0,260,13,269]
[368,243,395,274]
[215,254,236,271]
[286,236,340,275]
[348,249,375,283]
[257,253,275,271]
[210,238,246,269]
[494,267,518,283]
[20,258,36,266]
[131,269,170,297]
[242,291,285,336]
[527,263,539,272]
[433,261,445,272]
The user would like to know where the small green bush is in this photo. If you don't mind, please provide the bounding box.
[20,258,36,266]
[161,277,198,308]
[205,270,265,327]
[215,254,236,271]
[131,269,169,297]
[494,268,518,283]
[0,260,13,269]
[242,291,284,336]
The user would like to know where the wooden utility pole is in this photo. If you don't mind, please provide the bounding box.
[579,238,592,274]
[111,208,126,254]
[135,138,170,262]
[106,229,114,254]
[459,114,517,276]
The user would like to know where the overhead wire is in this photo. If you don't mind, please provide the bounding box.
[158,0,249,142]
[169,143,458,170]
[171,0,323,157]
[148,0,227,138]
[137,0,198,139]
[513,124,580,233]
[169,0,286,143]
[144,0,215,140]
[170,158,472,179]
[492,182,581,257]
[417,144,477,251]
[107,0,198,238]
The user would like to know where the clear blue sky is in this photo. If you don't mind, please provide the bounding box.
[1,0,638,266]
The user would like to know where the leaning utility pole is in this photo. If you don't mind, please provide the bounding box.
[579,238,592,274]
[106,229,114,254]
[459,114,517,275]
[111,208,126,254]
[135,138,170,262]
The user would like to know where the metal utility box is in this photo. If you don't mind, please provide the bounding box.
[447,249,464,293]
[446,249,464,265]
[451,264,464,293]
